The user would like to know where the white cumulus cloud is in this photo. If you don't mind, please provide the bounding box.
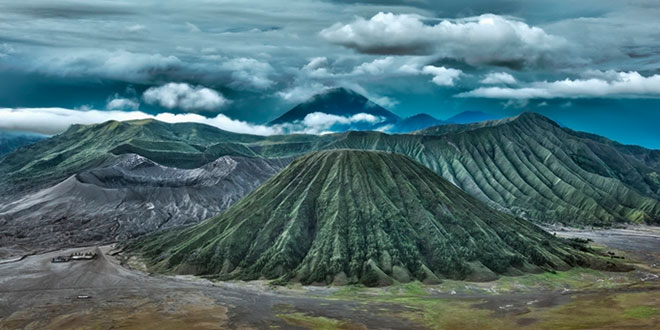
[421,66,462,86]
[481,72,517,84]
[29,50,181,83]
[0,108,152,135]
[321,12,566,68]
[302,112,380,127]
[143,83,229,111]
[106,97,140,111]
[0,107,277,136]
[459,71,660,99]
[277,83,331,103]
[0,107,396,137]
[274,112,385,134]
[351,57,396,75]
[221,57,275,90]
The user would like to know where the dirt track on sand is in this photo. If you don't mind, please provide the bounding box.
[0,246,422,329]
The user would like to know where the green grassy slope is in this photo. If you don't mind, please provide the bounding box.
[406,113,660,224]
[3,113,659,225]
[132,150,620,286]
[0,119,265,192]
[304,113,660,225]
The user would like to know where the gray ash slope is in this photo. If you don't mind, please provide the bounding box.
[0,153,289,255]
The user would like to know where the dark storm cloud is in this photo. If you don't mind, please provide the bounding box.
[1,0,660,134]
[327,0,522,17]
[0,2,137,19]
[0,0,650,88]
[0,36,53,47]
[1,0,657,80]
[0,1,343,86]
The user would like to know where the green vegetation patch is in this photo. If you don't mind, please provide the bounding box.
[396,298,512,330]
[624,305,657,319]
[327,284,660,330]
[277,312,366,330]
[529,290,660,329]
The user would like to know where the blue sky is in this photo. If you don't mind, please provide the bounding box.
[0,0,659,148]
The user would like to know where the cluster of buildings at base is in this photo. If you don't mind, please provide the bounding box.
[51,251,97,263]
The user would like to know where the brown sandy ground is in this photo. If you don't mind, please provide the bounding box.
[0,227,658,330]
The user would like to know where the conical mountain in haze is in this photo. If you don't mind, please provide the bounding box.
[133,150,608,286]
[390,113,445,133]
[269,87,401,127]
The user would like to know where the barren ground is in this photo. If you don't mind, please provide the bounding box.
[1,227,658,329]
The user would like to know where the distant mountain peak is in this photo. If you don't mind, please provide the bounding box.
[483,111,561,130]
[415,111,560,136]
[514,111,558,124]
[407,113,437,120]
[269,87,400,126]
[389,113,444,133]
[317,86,358,97]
